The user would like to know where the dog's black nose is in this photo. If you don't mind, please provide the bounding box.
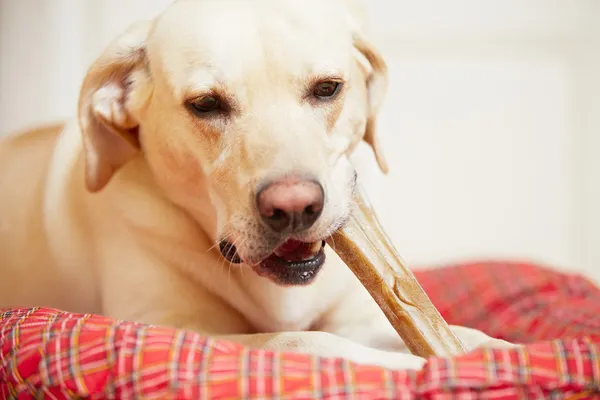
[256,177,324,233]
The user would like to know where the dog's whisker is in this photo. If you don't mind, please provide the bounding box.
[227,237,248,276]
[217,249,228,272]
[227,238,243,285]
[227,263,233,287]
[206,241,221,253]
[205,220,237,253]
[225,241,236,260]
[231,234,248,265]
[226,255,234,288]
[329,234,337,252]
[230,236,250,280]
[216,236,236,270]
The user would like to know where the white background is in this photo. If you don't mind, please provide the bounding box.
[1,1,599,282]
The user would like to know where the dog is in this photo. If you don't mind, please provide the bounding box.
[0,0,512,370]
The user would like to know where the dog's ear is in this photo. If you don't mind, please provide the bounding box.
[352,28,389,174]
[78,20,152,192]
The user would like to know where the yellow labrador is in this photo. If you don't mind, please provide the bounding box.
[0,0,511,370]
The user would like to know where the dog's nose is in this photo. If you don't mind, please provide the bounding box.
[256,177,324,233]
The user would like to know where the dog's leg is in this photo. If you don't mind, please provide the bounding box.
[214,331,427,370]
[323,311,517,356]
[96,248,257,336]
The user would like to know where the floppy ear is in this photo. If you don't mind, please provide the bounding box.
[78,20,152,192]
[352,30,390,174]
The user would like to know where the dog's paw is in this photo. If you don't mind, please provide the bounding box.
[450,325,518,351]
[220,331,426,370]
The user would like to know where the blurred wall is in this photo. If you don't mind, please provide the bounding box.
[1,1,599,281]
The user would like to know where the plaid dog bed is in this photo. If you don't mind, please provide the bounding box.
[2,261,599,399]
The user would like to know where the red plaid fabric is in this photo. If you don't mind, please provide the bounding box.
[414,261,600,343]
[1,261,600,399]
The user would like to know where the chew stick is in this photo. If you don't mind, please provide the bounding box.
[327,185,467,358]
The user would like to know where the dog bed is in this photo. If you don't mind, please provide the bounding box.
[2,261,600,399]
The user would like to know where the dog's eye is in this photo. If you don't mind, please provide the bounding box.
[189,95,221,113]
[313,81,341,99]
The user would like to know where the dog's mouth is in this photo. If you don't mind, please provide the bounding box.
[219,239,326,285]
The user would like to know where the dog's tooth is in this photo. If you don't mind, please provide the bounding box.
[300,242,319,260]
[310,241,321,253]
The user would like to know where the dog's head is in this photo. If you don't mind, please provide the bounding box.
[78,0,387,285]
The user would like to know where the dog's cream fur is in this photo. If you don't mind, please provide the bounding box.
[0,0,512,370]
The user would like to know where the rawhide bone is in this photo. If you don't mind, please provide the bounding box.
[327,185,467,358]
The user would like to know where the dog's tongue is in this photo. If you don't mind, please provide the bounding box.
[274,239,321,262]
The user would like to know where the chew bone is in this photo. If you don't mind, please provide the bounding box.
[327,184,467,358]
